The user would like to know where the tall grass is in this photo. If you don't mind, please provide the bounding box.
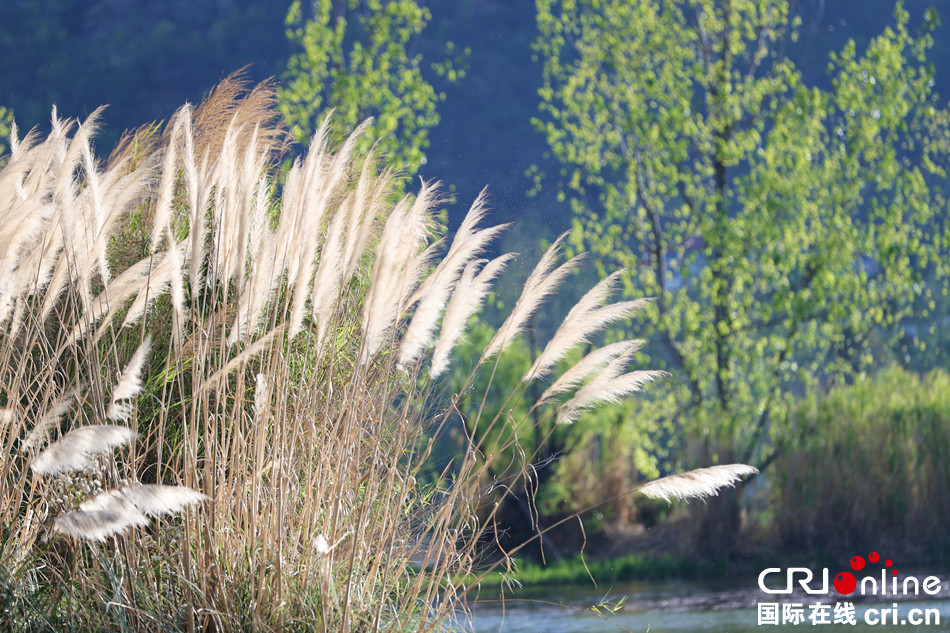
[0,76,753,632]
[774,367,950,561]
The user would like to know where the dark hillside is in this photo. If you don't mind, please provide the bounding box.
[1,0,948,229]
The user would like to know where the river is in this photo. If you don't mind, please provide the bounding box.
[459,577,950,632]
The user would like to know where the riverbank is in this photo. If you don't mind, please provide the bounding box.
[463,552,730,592]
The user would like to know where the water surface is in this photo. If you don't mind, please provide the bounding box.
[461,578,950,632]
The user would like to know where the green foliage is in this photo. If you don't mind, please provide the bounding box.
[536,398,659,525]
[450,314,660,537]
[774,367,950,560]
[465,552,725,590]
[449,318,536,473]
[0,106,10,157]
[279,0,465,174]
[533,0,950,475]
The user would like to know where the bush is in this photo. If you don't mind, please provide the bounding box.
[773,367,950,561]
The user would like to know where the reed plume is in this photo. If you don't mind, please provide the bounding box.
[82,484,209,517]
[106,336,151,421]
[524,271,649,382]
[400,191,507,368]
[53,507,149,542]
[637,464,760,503]
[536,339,643,406]
[557,342,668,424]
[31,425,136,476]
[430,253,514,378]
[482,232,582,360]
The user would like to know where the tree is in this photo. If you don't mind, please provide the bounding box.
[533,0,950,550]
[278,0,463,174]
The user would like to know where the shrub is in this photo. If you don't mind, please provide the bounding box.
[773,367,950,561]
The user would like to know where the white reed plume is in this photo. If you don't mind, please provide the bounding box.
[247,175,270,264]
[637,464,759,503]
[279,118,330,287]
[53,507,149,542]
[409,189,505,306]
[228,232,278,344]
[84,484,209,517]
[106,336,152,421]
[308,193,350,346]
[0,128,37,203]
[121,246,183,329]
[150,106,190,251]
[558,370,666,424]
[399,192,508,368]
[208,120,241,288]
[21,389,80,452]
[79,488,138,512]
[558,345,667,424]
[46,110,106,314]
[524,271,650,381]
[166,232,187,338]
[7,119,19,155]
[29,111,151,324]
[233,130,271,298]
[80,138,108,283]
[123,484,209,516]
[341,154,390,282]
[187,152,214,295]
[483,232,581,360]
[536,339,643,406]
[31,425,137,475]
[253,373,270,424]
[209,120,267,291]
[361,184,437,363]
[227,172,277,345]
[0,189,57,324]
[288,119,368,337]
[271,157,304,275]
[430,254,514,379]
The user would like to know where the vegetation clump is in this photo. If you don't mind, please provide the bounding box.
[0,76,752,632]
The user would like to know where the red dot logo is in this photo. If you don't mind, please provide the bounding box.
[834,572,857,595]
[869,552,880,563]
[885,559,893,567]
[850,555,865,571]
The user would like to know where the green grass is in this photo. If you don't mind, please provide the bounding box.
[461,552,728,591]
